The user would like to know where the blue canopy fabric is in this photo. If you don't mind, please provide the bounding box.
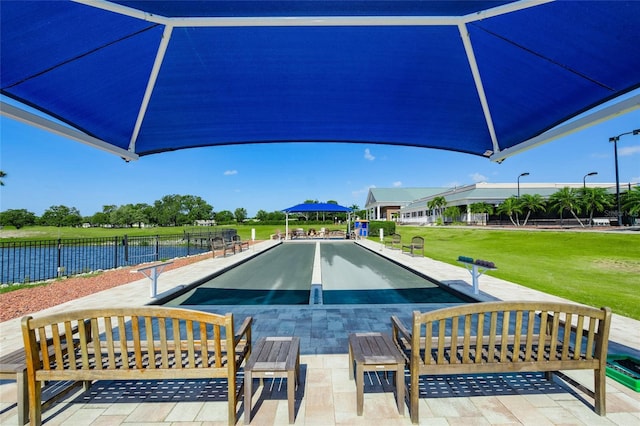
[1,1,639,162]
[283,203,352,213]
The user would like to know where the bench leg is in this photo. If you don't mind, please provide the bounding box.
[29,380,42,426]
[228,373,237,426]
[356,363,364,416]
[410,370,419,424]
[244,371,252,424]
[594,368,606,415]
[287,369,295,423]
[395,365,405,416]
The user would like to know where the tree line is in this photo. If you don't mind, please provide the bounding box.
[0,195,361,230]
[0,194,229,229]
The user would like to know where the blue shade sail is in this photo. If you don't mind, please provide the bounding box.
[1,1,639,161]
[283,203,352,213]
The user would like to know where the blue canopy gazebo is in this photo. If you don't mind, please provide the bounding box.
[282,203,353,239]
[1,1,639,162]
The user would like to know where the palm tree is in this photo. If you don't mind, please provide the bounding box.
[0,170,6,186]
[621,186,640,217]
[495,196,522,226]
[579,187,613,226]
[427,196,447,224]
[519,194,546,226]
[548,187,584,227]
[469,202,494,225]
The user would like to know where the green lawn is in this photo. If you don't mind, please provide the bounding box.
[2,224,638,320]
[393,226,640,321]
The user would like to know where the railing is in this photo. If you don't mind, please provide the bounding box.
[0,230,236,285]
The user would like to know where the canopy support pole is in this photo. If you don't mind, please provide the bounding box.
[458,23,500,155]
[285,213,290,240]
[0,101,139,161]
[490,94,640,162]
[128,24,174,153]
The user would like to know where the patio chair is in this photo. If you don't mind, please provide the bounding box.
[402,236,424,257]
[384,233,402,250]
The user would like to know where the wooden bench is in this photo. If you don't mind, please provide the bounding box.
[21,307,252,426]
[384,233,402,250]
[402,236,424,257]
[211,236,236,257]
[391,301,611,424]
[232,235,250,252]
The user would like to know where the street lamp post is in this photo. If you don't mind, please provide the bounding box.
[609,129,640,226]
[583,171,597,188]
[517,172,530,198]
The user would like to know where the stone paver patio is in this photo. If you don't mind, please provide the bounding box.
[1,239,638,425]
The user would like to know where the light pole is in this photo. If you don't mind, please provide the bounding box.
[583,171,597,188]
[609,129,640,226]
[517,172,529,198]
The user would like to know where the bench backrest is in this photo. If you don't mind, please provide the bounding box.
[411,236,424,247]
[408,301,610,372]
[22,307,244,375]
[211,236,229,249]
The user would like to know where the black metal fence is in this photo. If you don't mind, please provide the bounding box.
[0,230,236,285]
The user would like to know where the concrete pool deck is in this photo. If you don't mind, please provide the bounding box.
[1,239,639,425]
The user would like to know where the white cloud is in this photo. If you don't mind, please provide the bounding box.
[364,148,375,161]
[470,173,487,183]
[619,145,640,156]
[352,184,375,198]
[393,181,402,187]
[224,170,238,176]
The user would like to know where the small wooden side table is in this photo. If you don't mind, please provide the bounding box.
[0,349,28,426]
[348,332,405,416]
[244,336,300,424]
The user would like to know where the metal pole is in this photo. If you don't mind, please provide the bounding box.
[609,129,640,227]
[583,171,597,189]
[613,139,621,226]
[517,172,529,198]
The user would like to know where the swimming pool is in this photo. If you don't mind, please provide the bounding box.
[163,242,474,306]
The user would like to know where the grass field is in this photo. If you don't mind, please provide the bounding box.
[2,224,639,320]
[393,226,640,320]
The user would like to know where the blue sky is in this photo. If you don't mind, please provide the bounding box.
[1,95,639,218]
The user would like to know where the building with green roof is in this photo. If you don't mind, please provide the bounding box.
[366,182,629,225]
[365,187,447,220]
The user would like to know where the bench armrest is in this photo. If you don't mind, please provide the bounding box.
[234,316,253,347]
[391,315,412,345]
